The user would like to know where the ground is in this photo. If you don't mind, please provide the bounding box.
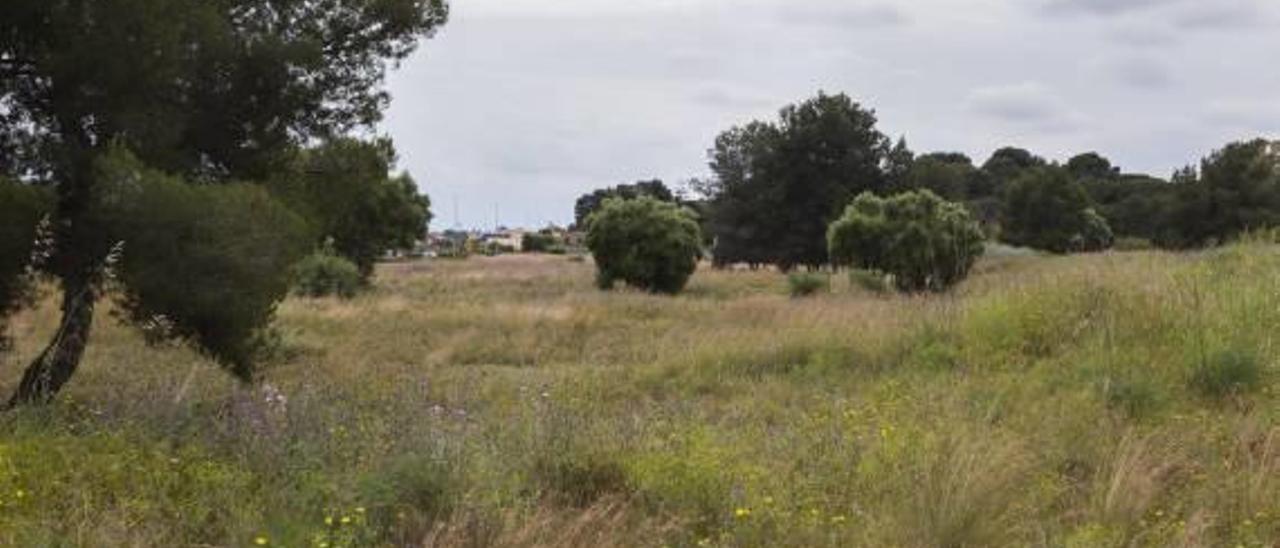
[0,247,1278,547]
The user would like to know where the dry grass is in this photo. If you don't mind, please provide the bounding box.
[0,247,1278,546]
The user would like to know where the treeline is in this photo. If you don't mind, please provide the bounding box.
[579,92,1280,270]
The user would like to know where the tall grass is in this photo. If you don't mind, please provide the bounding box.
[0,248,1277,546]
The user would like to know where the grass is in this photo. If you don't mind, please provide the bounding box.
[0,247,1278,546]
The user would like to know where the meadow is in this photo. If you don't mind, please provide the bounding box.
[1,244,1278,547]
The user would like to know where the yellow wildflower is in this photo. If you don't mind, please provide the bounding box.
[734,508,751,518]
[254,536,268,546]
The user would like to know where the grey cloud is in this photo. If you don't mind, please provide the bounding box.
[777,3,910,29]
[1205,100,1280,133]
[1105,56,1176,89]
[1042,0,1176,16]
[1173,2,1269,30]
[966,83,1082,131]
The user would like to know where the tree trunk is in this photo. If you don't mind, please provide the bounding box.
[6,279,95,407]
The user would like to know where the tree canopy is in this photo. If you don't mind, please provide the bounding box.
[574,179,675,229]
[701,92,897,270]
[0,0,448,405]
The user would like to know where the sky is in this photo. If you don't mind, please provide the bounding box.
[381,0,1280,230]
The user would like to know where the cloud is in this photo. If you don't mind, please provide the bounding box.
[1205,100,1280,133]
[1104,56,1176,89]
[1173,1,1270,30]
[777,3,911,29]
[1042,0,1176,16]
[966,83,1083,131]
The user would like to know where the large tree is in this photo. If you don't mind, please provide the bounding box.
[0,0,448,405]
[702,92,896,270]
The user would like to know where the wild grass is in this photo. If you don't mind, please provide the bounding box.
[0,247,1278,546]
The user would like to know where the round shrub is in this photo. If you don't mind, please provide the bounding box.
[292,250,363,299]
[585,197,702,294]
[828,190,985,293]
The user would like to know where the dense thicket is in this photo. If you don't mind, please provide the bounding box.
[828,190,985,292]
[586,197,702,294]
[0,0,448,404]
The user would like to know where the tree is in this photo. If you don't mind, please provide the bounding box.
[900,152,980,201]
[573,179,674,229]
[827,190,985,292]
[0,179,52,352]
[585,197,702,295]
[269,138,432,279]
[1066,152,1120,181]
[1162,139,1280,248]
[702,92,896,270]
[1000,167,1114,253]
[0,0,448,405]
[978,147,1046,198]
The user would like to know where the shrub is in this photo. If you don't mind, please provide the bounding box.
[586,197,702,295]
[1188,347,1263,399]
[521,231,558,253]
[828,190,985,293]
[87,149,310,380]
[293,250,363,299]
[1113,236,1153,251]
[787,272,828,298]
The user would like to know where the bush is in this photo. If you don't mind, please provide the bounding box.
[521,232,558,253]
[828,190,985,293]
[293,250,363,299]
[787,272,828,298]
[1188,347,1263,399]
[87,148,310,380]
[586,197,702,295]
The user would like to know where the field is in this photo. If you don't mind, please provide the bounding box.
[1,245,1279,547]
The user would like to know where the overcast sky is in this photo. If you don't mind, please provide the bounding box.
[382,0,1280,229]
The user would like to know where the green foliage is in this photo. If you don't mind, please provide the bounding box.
[787,272,829,298]
[521,231,558,253]
[703,92,897,269]
[88,148,309,380]
[1163,139,1280,248]
[574,179,674,229]
[0,178,52,348]
[828,190,985,292]
[1001,167,1115,253]
[292,250,363,299]
[586,197,702,295]
[1188,347,1263,400]
[270,139,431,279]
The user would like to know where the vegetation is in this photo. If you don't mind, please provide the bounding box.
[574,180,676,229]
[0,179,51,351]
[700,92,901,270]
[1,245,1278,546]
[0,0,447,404]
[292,250,364,300]
[828,191,985,292]
[1001,167,1115,253]
[269,139,432,280]
[786,272,829,298]
[586,197,703,294]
